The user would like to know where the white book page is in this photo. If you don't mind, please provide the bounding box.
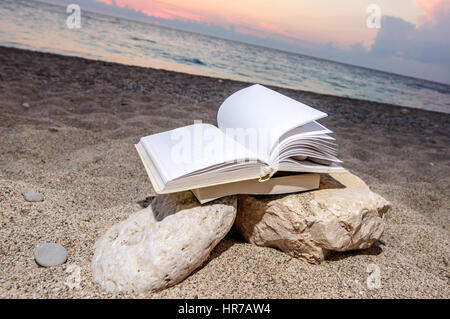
[140,123,259,183]
[279,160,345,173]
[278,121,332,141]
[217,84,328,161]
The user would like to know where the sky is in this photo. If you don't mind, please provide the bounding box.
[41,0,450,84]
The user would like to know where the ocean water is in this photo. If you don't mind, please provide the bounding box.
[1,0,449,113]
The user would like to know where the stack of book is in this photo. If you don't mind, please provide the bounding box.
[136,84,344,203]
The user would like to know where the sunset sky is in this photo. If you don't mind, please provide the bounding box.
[90,0,419,48]
[42,0,450,83]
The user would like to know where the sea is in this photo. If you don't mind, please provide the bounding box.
[1,0,449,113]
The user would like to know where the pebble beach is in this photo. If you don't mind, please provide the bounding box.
[0,46,449,298]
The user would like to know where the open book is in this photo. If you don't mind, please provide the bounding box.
[136,84,344,194]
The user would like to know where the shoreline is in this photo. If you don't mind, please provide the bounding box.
[16,0,450,88]
[0,46,448,298]
[3,46,446,129]
[1,45,448,115]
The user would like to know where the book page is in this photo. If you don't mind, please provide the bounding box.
[139,123,259,183]
[279,159,345,173]
[217,84,328,161]
[278,121,332,141]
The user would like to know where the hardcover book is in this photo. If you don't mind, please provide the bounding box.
[191,172,320,204]
[136,84,343,194]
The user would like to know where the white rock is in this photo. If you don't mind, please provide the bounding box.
[34,243,67,267]
[22,102,30,108]
[91,192,236,292]
[22,188,44,202]
[234,172,390,263]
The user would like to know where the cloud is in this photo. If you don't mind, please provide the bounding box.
[97,0,206,22]
[369,14,450,66]
[415,0,450,24]
[369,17,413,58]
[95,0,113,5]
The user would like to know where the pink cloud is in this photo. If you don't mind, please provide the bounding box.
[416,0,450,24]
[95,0,113,4]
[140,9,172,20]
[95,0,204,22]
[94,0,299,41]
[257,22,297,39]
[161,8,202,21]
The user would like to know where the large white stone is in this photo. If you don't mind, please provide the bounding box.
[34,243,67,267]
[234,172,390,263]
[91,192,236,292]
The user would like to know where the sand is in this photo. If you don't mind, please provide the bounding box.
[0,46,448,298]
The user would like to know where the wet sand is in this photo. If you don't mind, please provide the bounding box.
[0,47,448,298]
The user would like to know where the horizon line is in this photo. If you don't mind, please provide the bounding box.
[33,0,450,87]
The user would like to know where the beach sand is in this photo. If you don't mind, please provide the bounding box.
[0,47,448,298]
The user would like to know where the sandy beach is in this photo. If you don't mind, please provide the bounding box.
[0,46,448,298]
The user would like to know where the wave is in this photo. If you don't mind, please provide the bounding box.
[130,36,156,44]
[178,57,206,66]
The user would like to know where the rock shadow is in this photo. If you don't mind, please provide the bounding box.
[192,235,241,274]
[318,173,346,190]
[137,195,155,208]
[325,240,385,262]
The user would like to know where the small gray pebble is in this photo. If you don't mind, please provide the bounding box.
[22,102,30,108]
[34,243,67,267]
[21,188,44,202]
